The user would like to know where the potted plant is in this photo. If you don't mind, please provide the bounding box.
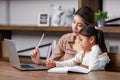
[95,10,108,27]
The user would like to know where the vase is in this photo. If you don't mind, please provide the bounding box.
[97,19,105,27]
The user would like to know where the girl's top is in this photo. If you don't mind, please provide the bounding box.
[55,45,110,71]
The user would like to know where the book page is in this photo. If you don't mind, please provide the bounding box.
[48,66,90,74]
[48,67,72,73]
[68,66,90,73]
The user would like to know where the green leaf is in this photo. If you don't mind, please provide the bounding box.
[95,10,108,20]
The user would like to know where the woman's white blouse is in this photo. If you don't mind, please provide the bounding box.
[55,45,110,71]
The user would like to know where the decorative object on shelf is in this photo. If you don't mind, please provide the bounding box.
[97,19,105,27]
[64,8,75,26]
[50,4,64,26]
[95,10,108,27]
[38,12,50,26]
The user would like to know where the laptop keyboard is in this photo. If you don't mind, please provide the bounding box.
[21,64,34,68]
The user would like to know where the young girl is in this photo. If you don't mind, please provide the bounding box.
[46,25,110,71]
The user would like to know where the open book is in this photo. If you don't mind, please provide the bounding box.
[48,66,90,74]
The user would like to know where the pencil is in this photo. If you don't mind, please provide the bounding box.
[37,33,45,47]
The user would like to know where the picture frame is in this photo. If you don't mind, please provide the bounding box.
[37,12,49,26]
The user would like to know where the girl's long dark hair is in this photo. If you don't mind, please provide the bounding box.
[79,25,107,52]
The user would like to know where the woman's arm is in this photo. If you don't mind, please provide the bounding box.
[31,34,67,65]
[31,47,46,65]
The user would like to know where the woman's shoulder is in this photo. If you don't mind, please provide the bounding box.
[62,33,73,37]
[59,33,73,40]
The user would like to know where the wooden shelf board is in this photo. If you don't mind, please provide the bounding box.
[101,27,120,33]
[0,25,72,32]
[0,25,120,33]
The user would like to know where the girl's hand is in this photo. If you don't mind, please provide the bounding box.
[46,59,56,68]
[31,47,40,64]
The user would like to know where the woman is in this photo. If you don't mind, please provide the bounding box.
[31,6,95,65]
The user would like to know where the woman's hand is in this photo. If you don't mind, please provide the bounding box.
[31,47,40,64]
[46,59,56,68]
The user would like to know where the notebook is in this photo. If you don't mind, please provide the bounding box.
[4,39,54,71]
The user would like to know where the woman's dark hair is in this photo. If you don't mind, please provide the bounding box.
[79,25,107,52]
[74,6,95,25]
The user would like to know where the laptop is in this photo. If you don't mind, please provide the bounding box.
[4,39,55,71]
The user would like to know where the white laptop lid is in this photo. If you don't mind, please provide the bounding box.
[4,39,21,69]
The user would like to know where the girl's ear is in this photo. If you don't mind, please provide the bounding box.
[89,36,95,44]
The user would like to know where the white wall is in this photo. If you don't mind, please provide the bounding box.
[103,0,120,24]
[0,0,78,25]
[0,1,8,25]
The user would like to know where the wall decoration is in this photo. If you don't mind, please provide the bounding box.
[64,8,75,26]
[50,4,64,26]
[38,13,49,26]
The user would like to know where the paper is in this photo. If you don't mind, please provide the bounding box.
[48,67,71,73]
[68,66,90,73]
[48,66,90,74]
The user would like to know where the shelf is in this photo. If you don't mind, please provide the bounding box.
[100,27,120,33]
[0,25,72,32]
[0,25,120,33]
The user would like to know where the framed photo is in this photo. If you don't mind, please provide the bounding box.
[38,13,49,26]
